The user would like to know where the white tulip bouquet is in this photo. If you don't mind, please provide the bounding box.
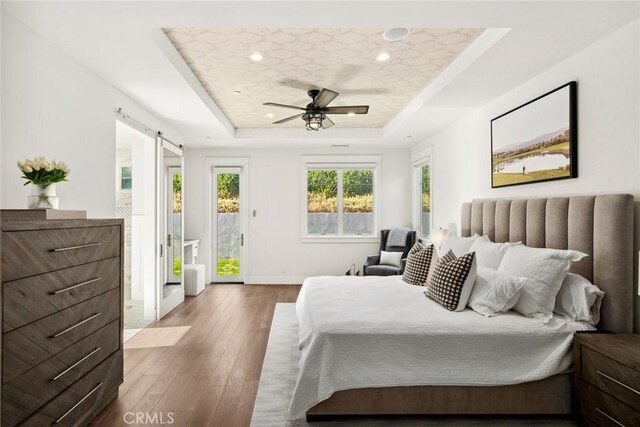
[17,157,70,187]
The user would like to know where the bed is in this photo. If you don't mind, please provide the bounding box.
[296,194,634,420]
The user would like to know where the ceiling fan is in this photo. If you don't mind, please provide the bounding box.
[263,88,369,131]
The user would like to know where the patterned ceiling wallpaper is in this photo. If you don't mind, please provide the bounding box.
[163,28,484,129]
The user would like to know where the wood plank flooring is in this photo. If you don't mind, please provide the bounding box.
[92,284,300,427]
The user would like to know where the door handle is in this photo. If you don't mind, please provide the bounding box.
[167,233,172,247]
[237,234,244,246]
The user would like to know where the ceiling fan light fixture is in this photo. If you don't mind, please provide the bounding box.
[376,52,391,62]
[249,52,263,62]
[266,113,275,118]
[303,112,324,131]
[383,28,411,42]
[347,112,356,117]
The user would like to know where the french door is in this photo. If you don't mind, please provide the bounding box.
[158,139,184,317]
[212,166,246,283]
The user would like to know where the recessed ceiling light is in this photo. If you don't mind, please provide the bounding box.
[347,112,356,117]
[249,52,263,61]
[266,113,275,118]
[233,90,241,95]
[376,52,391,62]
[383,28,411,42]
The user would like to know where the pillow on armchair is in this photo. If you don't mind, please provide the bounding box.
[380,251,403,267]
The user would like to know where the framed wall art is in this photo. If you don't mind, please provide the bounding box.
[491,81,577,188]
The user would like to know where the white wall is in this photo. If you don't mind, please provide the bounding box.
[1,14,180,217]
[185,147,412,283]
[413,19,640,328]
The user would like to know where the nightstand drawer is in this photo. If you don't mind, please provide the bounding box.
[582,346,640,409]
[1,225,121,281]
[3,257,121,332]
[579,381,640,427]
[3,288,120,380]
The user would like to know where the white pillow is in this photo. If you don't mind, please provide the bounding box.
[468,266,527,317]
[380,251,403,268]
[440,234,480,257]
[554,273,605,326]
[498,245,587,320]
[468,235,521,269]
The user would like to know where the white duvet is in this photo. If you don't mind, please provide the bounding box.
[290,275,594,419]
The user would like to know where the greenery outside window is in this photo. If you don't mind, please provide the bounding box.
[120,166,132,190]
[304,156,379,240]
[413,155,431,239]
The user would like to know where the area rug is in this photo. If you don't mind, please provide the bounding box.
[250,303,576,427]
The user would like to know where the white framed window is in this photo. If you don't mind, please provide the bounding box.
[119,165,132,191]
[302,155,380,242]
[413,153,432,240]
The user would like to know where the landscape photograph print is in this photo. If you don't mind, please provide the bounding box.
[491,81,577,188]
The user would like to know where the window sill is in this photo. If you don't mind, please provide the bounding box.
[301,236,379,244]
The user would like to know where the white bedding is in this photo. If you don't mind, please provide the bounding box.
[290,275,594,419]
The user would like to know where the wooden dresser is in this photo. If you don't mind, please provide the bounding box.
[0,218,124,426]
[574,333,640,427]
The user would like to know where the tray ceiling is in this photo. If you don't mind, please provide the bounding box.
[163,27,483,129]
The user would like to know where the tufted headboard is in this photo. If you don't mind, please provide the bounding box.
[461,194,634,333]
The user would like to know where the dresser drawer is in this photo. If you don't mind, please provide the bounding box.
[3,257,121,332]
[582,346,640,409]
[2,320,120,421]
[1,225,121,282]
[3,289,120,380]
[17,350,123,427]
[579,381,640,427]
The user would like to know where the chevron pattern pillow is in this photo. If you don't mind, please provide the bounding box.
[402,243,435,286]
[425,251,477,311]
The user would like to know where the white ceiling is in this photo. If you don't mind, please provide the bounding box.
[3,1,639,148]
[163,27,483,128]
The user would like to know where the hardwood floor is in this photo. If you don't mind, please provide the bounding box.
[92,284,300,427]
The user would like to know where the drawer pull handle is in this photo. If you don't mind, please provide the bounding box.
[595,408,626,427]
[50,242,102,253]
[51,347,102,381]
[53,382,103,424]
[50,277,102,295]
[50,313,102,338]
[597,370,640,396]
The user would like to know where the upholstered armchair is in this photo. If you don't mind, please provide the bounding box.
[363,229,417,276]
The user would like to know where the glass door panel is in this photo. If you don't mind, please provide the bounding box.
[421,164,431,237]
[167,167,182,283]
[214,168,243,282]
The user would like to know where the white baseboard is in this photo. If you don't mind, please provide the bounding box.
[245,276,306,285]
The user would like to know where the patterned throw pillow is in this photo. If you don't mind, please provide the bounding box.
[425,251,477,311]
[402,243,434,286]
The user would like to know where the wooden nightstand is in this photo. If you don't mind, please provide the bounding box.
[574,333,640,427]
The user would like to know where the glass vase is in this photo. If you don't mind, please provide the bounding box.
[28,183,59,209]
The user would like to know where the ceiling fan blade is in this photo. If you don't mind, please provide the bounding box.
[340,88,389,95]
[273,113,304,124]
[263,102,306,111]
[323,106,369,114]
[279,78,318,91]
[313,89,339,109]
[322,116,335,129]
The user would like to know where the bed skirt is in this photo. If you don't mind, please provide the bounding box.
[306,374,572,420]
